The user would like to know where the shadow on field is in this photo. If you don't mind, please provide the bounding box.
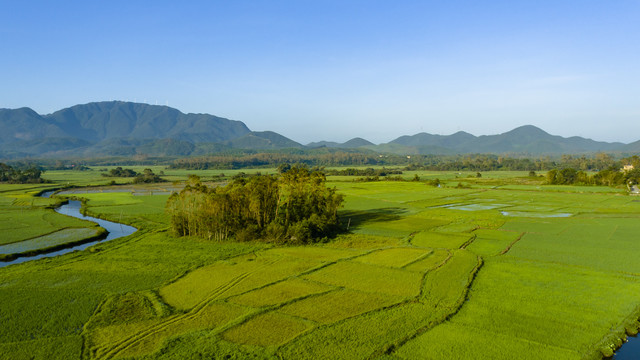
[339,208,408,231]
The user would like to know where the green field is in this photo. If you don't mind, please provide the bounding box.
[1,169,640,359]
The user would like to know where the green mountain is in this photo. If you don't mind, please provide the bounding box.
[0,102,302,158]
[0,102,635,158]
[383,125,624,155]
[225,131,303,149]
[44,101,251,143]
[307,137,374,148]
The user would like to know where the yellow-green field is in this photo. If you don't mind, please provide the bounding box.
[1,169,640,359]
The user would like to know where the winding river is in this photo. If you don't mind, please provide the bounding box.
[0,191,137,267]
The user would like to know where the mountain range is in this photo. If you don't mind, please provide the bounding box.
[0,101,637,158]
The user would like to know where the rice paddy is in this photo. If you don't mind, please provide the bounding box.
[2,169,640,359]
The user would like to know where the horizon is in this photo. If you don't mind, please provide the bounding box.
[4,100,634,146]
[2,1,639,144]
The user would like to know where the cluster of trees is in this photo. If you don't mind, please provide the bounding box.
[0,163,44,183]
[102,167,164,183]
[169,151,410,169]
[172,152,616,172]
[403,153,625,172]
[323,167,403,176]
[132,169,164,184]
[546,165,640,187]
[102,167,137,177]
[166,166,344,244]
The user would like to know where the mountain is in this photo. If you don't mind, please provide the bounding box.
[0,108,67,143]
[0,102,635,158]
[0,101,302,158]
[384,125,624,155]
[225,131,303,149]
[307,137,374,148]
[44,101,251,143]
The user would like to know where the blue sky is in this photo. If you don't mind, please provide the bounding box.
[1,1,639,144]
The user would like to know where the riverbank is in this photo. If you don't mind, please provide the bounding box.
[0,192,137,267]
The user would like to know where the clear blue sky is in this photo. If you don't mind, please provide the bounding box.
[1,1,639,144]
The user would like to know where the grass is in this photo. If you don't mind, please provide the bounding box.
[411,231,472,249]
[352,247,431,268]
[3,169,640,359]
[0,207,98,245]
[228,278,332,308]
[0,227,105,258]
[278,288,402,324]
[302,260,423,298]
[222,312,313,347]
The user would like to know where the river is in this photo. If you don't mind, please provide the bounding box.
[0,191,137,267]
[614,335,640,359]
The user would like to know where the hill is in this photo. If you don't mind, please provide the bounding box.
[0,102,635,158]
[381,125,624,155]
[307,137,374,149]
[0,102,303,158]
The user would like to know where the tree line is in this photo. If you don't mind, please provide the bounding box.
[166,165,344,244]
[102,167,165,183]
[0,163,44,183]
[543,155,640,186]
[546,166,640,187]
[169,152,630,172]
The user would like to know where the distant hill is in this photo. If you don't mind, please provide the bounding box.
[0,102,636,158]
[225,131,303,149]
[307,137,374,149]
[381,125,624,155]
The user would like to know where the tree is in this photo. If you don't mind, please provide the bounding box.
[0,163,44,184]
[166,166,343,244]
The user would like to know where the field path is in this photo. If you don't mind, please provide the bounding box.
[95,256,281,360]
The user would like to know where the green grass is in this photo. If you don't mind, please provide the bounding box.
[0,227,105,256]
[411,231,472,249]
[0,207,98,245]
[302,260,423,298]
[228,278,332,308]
[278,288,402,324]
[3,169,640,360]
[353,247,431,268]
[222,312,313,347]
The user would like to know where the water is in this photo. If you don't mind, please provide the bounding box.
[55,201,137,241]
[614,335,640,359]
[501,211,572,218]
[0,197,137,267]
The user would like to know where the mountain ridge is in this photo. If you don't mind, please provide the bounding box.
[0,102,636,158]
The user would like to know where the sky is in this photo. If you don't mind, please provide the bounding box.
[1,1,639,144]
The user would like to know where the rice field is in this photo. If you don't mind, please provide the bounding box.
[2,170,640,359]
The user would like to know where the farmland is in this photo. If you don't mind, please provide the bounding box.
[1,168,640,359]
